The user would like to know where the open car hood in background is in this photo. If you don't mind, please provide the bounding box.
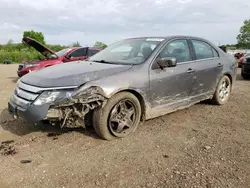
[22,37,58,59]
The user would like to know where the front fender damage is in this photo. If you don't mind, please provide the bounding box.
[45,87,107,128]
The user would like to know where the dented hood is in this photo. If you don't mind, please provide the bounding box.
[22,37,57,59]
[21,61,133,88]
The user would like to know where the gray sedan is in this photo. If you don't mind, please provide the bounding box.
[8,36,237,140]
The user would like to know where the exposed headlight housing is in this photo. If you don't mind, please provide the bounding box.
[33,90,74,105]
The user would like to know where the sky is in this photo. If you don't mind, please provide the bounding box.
[0,0,249,46]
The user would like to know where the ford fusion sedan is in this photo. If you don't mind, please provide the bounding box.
[8,36,237,140]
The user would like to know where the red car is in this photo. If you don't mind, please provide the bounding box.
[238,53,250,68]
[17,37,102,77]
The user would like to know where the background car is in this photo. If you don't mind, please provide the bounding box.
[234,52,244,60]
[17,37,102,77]
[236,53,250,68]
[241,54,250,79]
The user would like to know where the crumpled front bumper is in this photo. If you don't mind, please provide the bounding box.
[8,80,107,126]
[8,93,50,122]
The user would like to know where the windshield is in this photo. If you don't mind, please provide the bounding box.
[88,38,165,64]
[55,48,73,57]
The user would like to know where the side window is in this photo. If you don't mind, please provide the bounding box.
[212,48,219,57]
[87,49,100,56]
[191,40,214,60]
[69,48,87,57]
[158,39,191,63]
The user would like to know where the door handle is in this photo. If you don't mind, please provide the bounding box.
[186,68,195,73]
[217,63,223,67]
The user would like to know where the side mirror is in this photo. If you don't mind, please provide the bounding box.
[157,57,177,69]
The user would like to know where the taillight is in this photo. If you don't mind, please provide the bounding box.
[239,57,245,63]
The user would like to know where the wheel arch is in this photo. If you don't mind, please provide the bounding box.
[223,73,233,91]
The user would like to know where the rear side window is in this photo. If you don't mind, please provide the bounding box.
[191,40,215,60]
[213,48,219,57]
[88,49,100,56]
[69,48,87,57]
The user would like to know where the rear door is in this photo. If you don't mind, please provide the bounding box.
[188,39,223,96]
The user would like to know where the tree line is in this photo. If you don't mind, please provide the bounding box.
[1,19,250,64]
[218,19,250,51]
[0,30,107,64]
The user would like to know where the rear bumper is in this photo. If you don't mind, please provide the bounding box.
[8,93,50,122]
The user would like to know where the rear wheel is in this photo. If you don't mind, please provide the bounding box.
[93,92,141,140]
[211,75,231,105]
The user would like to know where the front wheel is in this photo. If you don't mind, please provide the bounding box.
[211,75,231,105]
[93,92,141,140]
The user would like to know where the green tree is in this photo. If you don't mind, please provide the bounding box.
[94,41,107,49]
[47,44,67,52]
[23,30,46,44]
[7,39,13,45]
[237,19,250,49]
[72,41,81,47]
[5,39,15,52]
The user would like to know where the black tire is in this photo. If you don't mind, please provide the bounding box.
[93,92,141,140]
[241,73,250,80]
[211,75,231,105]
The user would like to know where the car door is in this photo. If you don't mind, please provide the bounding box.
[187,39,223,96]
[64,48,88,62]
[149,39,196,108]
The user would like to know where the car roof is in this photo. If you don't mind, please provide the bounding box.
[88,47,102,50]
[124,36,210,41]
[74,47,102,50]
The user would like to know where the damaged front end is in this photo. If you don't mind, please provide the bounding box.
[44,86,107,128]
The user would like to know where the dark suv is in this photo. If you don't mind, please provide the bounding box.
[241,54,250,79]
[8,36,237,140]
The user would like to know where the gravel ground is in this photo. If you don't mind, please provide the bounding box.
[0,64,249,188]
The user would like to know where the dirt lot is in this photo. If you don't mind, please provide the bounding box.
[0,64,249,188]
